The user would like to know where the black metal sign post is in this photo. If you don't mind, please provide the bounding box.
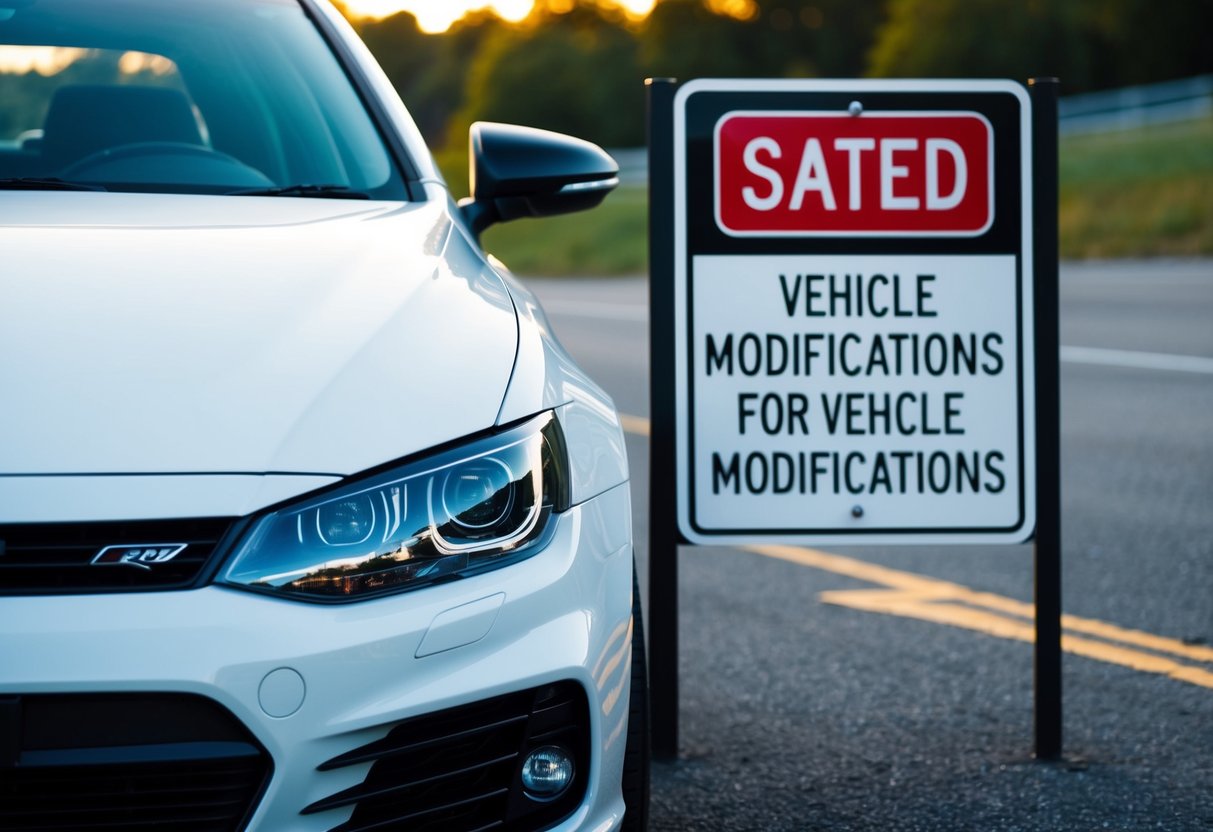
[646,77,681,762]
[1029,76,1062,761]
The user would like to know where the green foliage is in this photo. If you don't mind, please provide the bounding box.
[639,1,768,80]
[867,0,1213,93]
[451,3,645,147]
[868,0,1077,83]
[1080,0,1213,90]
[347,0,1212,164]
[354,9,508,145]
[640,0,885,81]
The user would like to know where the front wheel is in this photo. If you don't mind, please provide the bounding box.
[621,560,650,831]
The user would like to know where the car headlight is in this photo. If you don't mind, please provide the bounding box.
[219,412,569,602]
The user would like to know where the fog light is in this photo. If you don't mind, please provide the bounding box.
[520,745,575,801]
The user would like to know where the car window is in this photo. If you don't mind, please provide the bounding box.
[0,0,408,199]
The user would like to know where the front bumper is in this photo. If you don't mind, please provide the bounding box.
[0,483,633,831]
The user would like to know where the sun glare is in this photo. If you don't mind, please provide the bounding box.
[0,46,86,74]
[342,0,657,32]
[117,51,176,75]
[706,0,758,20]
[0,46,178,75]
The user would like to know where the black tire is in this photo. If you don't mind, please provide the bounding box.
[621,559,651,831]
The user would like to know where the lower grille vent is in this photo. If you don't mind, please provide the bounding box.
[0,693,271,831]
[305,682,589,832]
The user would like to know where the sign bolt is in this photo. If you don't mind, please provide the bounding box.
[851,505,864,519]
[848,100,863,117]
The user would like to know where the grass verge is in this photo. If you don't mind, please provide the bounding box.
[1059,115,1213,258]
[479,185,648,276]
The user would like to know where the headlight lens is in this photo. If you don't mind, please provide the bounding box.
[219,412,569,602]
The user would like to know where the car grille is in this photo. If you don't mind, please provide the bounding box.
[0,693,271,831]
[304,682,590,832]
[0,518,235,594]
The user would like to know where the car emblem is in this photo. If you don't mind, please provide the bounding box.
[92,544,188,570]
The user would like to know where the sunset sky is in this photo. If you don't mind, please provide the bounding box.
[342,0,658,32]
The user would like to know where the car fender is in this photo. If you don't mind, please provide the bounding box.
[490,257,630,507]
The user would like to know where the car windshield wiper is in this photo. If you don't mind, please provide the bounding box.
[0,177,107,192]
[229,183,370,199]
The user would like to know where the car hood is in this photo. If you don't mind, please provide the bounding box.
[0,193,519,476]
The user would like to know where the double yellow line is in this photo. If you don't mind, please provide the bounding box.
[620,414,1213,690]
[749,543,1213,689]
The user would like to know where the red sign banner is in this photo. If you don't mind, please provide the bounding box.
[715,112,993,237]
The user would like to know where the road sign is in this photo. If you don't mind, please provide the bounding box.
[672,80,1035,545]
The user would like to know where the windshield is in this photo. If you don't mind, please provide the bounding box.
[0,0,408,198]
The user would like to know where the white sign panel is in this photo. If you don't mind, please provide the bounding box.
[673,80,1034,545]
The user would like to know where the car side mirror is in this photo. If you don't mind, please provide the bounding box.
[458,122,619,239]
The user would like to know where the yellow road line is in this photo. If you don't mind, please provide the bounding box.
[618,413,1213,690]
[749,543,1213,667]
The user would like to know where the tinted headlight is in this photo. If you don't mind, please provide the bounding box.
[219,413,569,602]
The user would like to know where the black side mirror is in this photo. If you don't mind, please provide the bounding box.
[458,122,619,238]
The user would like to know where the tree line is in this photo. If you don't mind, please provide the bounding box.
[347,0,1213,150]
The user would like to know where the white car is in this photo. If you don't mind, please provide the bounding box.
[0,1,648,830]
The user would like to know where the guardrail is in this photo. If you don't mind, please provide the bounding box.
[1059,74,1212,135]
[609,147,649,187]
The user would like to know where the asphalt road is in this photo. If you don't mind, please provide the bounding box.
[522,260,1213,831]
